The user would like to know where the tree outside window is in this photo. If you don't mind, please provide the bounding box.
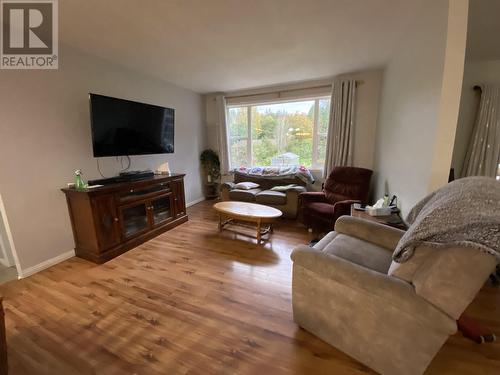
[227,97,331,170]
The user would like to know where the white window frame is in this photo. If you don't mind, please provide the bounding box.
[227,96,330,170]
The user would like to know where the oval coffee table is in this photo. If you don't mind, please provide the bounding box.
[213,201,283,244]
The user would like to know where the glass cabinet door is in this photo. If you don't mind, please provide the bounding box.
[121,203,149,238]
[150,195,173,226]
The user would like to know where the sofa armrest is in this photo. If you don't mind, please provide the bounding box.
[290,245,456,333]
[291,245,412,298]
[220,182,235,201]
[284,186,306,197]
[334,216,405,251]
[332,199,360,218]
[285,185,306,193]
[299,191,328,205]
[221,182,235,191]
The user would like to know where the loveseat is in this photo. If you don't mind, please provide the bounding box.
[220,171,307,218]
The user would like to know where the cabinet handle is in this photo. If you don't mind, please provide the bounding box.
[114,217,119,222]
[129,189,134,193]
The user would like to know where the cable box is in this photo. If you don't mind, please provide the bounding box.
[88,170,154,186]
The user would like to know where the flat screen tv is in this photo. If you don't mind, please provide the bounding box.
[89,93,175,157]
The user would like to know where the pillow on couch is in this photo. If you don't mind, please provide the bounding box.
[270,184,298,192]
[234,182,260,190]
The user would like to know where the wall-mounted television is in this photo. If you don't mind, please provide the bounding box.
[89,93,175,157]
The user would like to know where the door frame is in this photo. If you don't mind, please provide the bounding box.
[0,194,21,276]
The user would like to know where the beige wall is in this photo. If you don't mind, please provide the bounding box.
[205,93,220,159]
[451,59,500,176]
[0,46,205,274]
[374,0,468,215]
[204,69,383,189]
[338,70,383,172]
[427,0,468,192]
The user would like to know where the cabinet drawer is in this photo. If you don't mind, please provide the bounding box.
[118,182,171,203]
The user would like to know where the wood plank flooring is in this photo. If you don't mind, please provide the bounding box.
[0,200,499,374]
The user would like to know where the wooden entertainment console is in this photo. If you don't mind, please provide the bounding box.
[62,174,187,263]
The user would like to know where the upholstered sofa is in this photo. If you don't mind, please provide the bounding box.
[220,171,306,218]
[291,216,497,375]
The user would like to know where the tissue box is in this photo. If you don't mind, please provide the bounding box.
[367,207,392,216]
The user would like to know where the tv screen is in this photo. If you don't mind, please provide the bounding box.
[89,93,175,157]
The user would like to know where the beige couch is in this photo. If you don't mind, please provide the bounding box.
[291,216,497,375]
[220,172,306,218]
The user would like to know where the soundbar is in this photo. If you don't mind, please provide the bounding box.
[88,170,155,186]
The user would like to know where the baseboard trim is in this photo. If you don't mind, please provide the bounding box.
[18,250,75,279]
[186,197,205,207]
[17,198,205,278]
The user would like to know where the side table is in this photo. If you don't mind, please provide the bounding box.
[350,205,407,230]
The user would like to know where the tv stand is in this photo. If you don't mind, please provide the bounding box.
[62,174,187,263]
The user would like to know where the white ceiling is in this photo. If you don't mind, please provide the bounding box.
[466,0,500,61]
[61,0,424,93]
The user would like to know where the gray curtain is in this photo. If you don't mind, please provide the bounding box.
[462,84,500,178]
[215,95,230,175]
[323,79,357,178]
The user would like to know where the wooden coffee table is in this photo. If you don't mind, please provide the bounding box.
[213,201,283,244]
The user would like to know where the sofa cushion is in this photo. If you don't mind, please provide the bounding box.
[312,231,339,251]
[228,188,261,202]
[270,184,298,192]
[255,190,287,205]
[323,234,392,274]
[307,202,337,217]
[233,171,307,190]
[234,181,260,190]
[323,167,372,204]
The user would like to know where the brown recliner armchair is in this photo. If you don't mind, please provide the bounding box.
[300,166,372,232]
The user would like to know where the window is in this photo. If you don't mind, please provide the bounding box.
[227,97,331,170]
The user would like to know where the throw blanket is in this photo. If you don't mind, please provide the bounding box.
[393,177,500,263]
[233,166,315,184]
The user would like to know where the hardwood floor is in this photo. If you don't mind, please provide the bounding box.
[0,200,499,374]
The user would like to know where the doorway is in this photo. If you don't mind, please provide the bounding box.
[0,194,18,284]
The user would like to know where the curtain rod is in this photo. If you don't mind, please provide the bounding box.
[225,80,364,100]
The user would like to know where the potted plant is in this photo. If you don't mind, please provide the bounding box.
[200,149,221,199]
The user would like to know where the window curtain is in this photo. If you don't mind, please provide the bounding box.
[215,95,230,175]
[323,79,357,178]
[462,84,500,178]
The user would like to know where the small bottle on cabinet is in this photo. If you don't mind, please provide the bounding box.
[74,169,86,190]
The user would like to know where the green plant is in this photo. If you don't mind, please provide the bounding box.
[200,149,221,182]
